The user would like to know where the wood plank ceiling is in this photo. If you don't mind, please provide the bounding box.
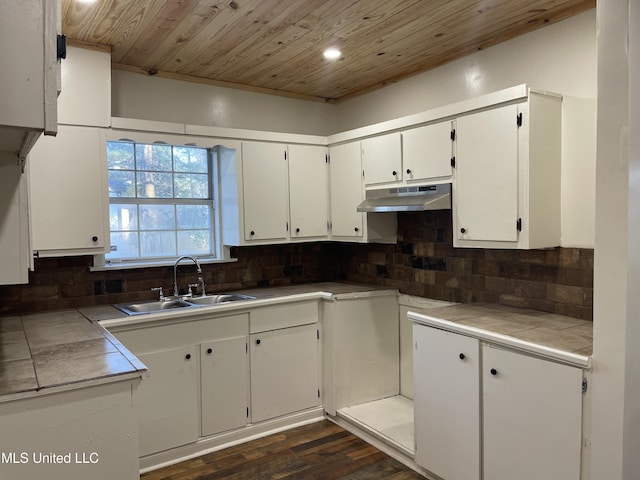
[61,0,595,103]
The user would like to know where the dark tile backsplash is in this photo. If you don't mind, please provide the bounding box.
[0,211,593,320]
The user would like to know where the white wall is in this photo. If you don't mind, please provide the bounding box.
[590,1,640,478]
[111,70,338,136]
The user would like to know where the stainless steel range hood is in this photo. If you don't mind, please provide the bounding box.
[357,183,451,212]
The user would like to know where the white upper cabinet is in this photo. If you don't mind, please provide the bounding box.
[361,132,402,187]
[402,121,453,183]
[29,125,109,256]
[0,0,61,163]
[241,141,289,242]
[453,91,562,249]
[288,144,329,239]
[328,142,364,238]
[455,105,520,243]
[58,46,111,127]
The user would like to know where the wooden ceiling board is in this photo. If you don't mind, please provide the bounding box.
[62,0,596,102]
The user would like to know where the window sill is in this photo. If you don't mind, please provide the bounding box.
[89,256,238,272]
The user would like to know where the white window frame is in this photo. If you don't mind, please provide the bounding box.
[93,130,231,270]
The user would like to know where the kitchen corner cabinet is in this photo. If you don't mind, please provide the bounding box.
[288,144,329,239]
[361,132,402,186]
[453,91,561,249]
[249,302,320,423]
[241,141,289,242]
[0,0,61,161]
[328,142,364,238]
[413,323,583,480]
[323,293,399,415]
[401,121,453,183]
[328,142,396,243]
[28,125,109,257]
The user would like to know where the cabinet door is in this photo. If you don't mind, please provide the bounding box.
[413,325,481,480]
[201,337,248,437]
[29,125,108,255]
[242,141,288,241]
[482,345,582,480]
[361,132,402,186]
[455,105,519,242]
[328,142,363,238]
[136,345,199,456]
[402,122,453,182]
[250,323,319,423]
[288,144,328,238]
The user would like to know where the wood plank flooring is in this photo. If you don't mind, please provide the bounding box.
[140,420,425,480]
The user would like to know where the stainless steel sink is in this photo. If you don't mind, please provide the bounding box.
[114,299,199,316]
[184,293,256,306]
[114,293,255,315]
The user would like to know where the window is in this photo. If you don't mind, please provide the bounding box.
[106,141,216,263]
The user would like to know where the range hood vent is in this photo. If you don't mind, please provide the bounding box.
[357,183,451,212]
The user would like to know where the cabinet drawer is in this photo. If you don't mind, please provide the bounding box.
[113,313,249,354]
[250,302,318,333]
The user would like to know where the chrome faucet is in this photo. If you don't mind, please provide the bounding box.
[173,256,202,297]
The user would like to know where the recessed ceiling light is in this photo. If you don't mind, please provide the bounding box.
[323,48,341,60]
[77,0,98,4]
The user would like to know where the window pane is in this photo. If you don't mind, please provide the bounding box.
[107,232,139,259]
[110,204,138,231]
[174,173,209,198]
[108,171,136,198]
[174,147,207,173]
[136,144,172,171]
[176,204,211,229]
[107,142,135,170]
[139,204,175,230]
[178,230,211,255]
[137,172,173,198]
[140,231,176,257]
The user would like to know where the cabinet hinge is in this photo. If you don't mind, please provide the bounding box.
[450,129,456,141]
[325,154,329,163]
[286,222,289,232]
[33,251,40,259]
[246,407,249,418]
[57,34,67,60]
[317,329,320,340]
[450,156,456,168]
[517,113,523,128]
[582,378,588,394]
[284,150,287,160]
[246,342,248,354]
[516,218,522,232]
[362,169,365,178]
[317,388,321,398]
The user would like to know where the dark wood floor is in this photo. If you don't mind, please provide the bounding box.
[140,420,425,480]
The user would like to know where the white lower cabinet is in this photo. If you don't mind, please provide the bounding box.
[250,323,320,423]
[136,346,199,456]
[201,337,249,437]
[413,326,481,480]
[413,323,583,480]
[482,345,583,480]
[110,313,249,457]
[249,302,320,423]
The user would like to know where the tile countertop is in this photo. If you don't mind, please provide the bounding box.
[0,309,146,401]
[409,302,593,368]
[0,282,394,400]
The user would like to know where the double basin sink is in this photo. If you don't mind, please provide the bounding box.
[114,293,256,316]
